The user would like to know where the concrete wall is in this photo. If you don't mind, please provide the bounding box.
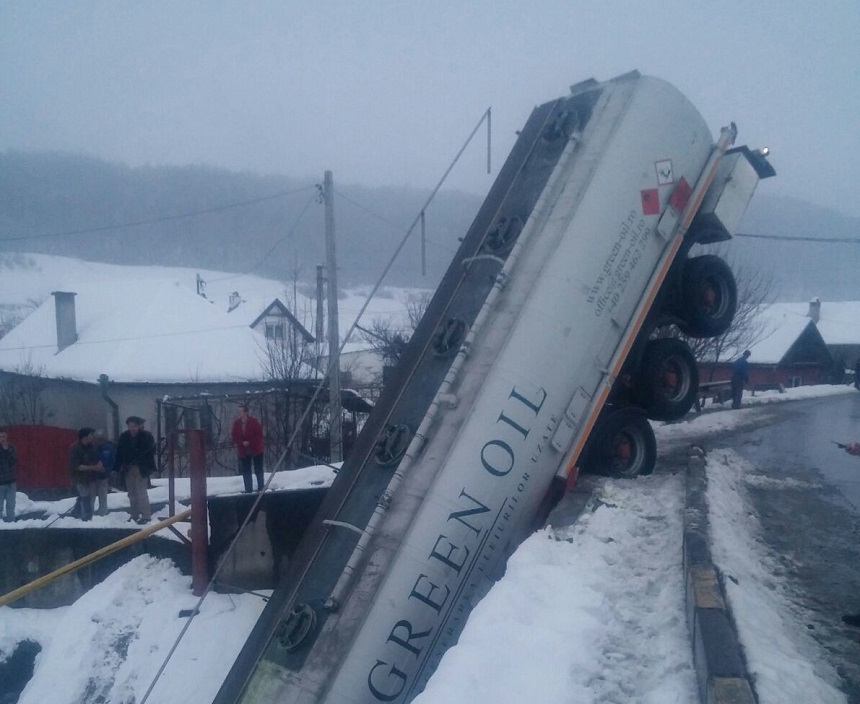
[1,489,327,608]
[0,529,190,608]
[208,488,327,591]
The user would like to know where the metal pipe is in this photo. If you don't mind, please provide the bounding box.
[0,509,192,608]
[167,432,176,516]
[188,429,209,596]
[97,373,120,440]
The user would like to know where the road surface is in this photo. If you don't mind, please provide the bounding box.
[715,393,860,702]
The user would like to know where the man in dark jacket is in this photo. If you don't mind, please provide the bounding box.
[114,416,156,524]
[0,427,18,522]
[69,427,103,521]
[731,350,751,409]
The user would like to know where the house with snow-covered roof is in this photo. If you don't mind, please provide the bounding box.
[0,277,376,487]
[699,303,834,390]
[0,279,278,431]
[0,277,373,437]
[772,299,860,374]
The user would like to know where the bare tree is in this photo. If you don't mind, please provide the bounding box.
[259,282,319,383]
[358,291,432,367]
[406,291,432,330]
[0,298,41,341]
[358,318,410,367]
[681,246,779,378]
[0,363,55,425]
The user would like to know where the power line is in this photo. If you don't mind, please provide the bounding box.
[334,187,459,256]
[0,184,316,243]
[735,232,860,244]
[207,190,318,283]
[0,323,253,353]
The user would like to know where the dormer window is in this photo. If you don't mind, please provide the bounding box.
[266,323,285,340]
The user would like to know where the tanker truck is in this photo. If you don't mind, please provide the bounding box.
[215,70,775,704]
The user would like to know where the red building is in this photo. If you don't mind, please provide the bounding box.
[699,312,833,391]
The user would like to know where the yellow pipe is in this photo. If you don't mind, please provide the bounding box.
[0,508,193,608]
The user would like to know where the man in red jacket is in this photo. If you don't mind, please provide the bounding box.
[231,404,265,492]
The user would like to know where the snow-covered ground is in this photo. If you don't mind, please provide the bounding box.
[1,383,856,704]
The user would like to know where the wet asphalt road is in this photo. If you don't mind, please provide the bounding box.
[711,392,860,702]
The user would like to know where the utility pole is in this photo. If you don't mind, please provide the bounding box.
[323,171,343,463]
[315,264,325,362]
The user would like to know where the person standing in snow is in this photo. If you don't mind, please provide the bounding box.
[730,350,751,409]
[114,416,156,524]
[231,404,265,493]
[68,427,103,521]
[0,427,18,522]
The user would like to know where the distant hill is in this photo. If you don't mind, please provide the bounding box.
[1,151,858,301]
[0,151,475,290]
[727,194,860,301]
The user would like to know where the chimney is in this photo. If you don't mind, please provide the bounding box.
[51,291,78,352]
[807,297,821,323]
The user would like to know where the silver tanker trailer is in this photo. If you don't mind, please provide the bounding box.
[215,70,775,704]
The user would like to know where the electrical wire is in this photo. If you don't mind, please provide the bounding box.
[138,106,492,703]
[734,232,860,244]
[206,190,318,282]
[334,188,459,257]
[0,323,252,353]
[0,184,316,243]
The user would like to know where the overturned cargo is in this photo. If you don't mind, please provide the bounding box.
[215,70,774,704]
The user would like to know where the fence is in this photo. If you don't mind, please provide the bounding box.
[6,425,78,490]
[156,386,369,479]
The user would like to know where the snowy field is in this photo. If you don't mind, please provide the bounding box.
[1,383,856,704]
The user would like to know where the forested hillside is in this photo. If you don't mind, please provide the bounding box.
[0,151,476,289]
[1,151,858,300]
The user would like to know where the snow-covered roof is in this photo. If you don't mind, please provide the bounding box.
[719,298,860,365]
[743,307,818,364]
[3,253,426,342]
[0,253,432,385]
[764,301,860,346]
[0,279,270,384]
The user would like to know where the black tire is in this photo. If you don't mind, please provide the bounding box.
[636,338,699,421]
[582,407,656,478]
[677,255,737,338]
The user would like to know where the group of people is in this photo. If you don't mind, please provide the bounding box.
[68,416,156,523]
[65,404,264,523]
[0,404,265,524]
[65,405,264,523]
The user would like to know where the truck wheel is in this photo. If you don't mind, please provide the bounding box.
[583,408,656,478]
[677,255,737,338]
[636,338,698,421]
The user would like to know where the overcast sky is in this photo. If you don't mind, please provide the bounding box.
[2,1,858,217]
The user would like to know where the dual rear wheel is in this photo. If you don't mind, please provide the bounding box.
[583,254,736,478]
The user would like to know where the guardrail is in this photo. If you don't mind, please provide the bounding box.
[695,381,732,412]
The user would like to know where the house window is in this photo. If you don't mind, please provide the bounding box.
[266,323,285,340]
[789,375,802,387]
